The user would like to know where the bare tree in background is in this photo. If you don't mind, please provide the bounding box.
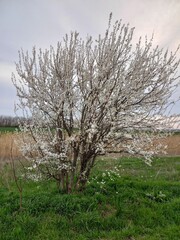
[12,14,180,192]
[0,116,20,127]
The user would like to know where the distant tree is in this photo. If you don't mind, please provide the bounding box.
[0,115,20,127]
[12,14,180,192]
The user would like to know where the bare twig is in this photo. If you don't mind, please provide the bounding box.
[10,138,23,210]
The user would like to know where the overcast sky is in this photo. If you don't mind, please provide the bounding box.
[0,0,180,116]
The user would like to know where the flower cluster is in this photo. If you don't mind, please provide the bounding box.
[88,166,121,193]
[146,191,167,202]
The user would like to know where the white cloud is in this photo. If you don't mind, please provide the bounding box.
[0,62,15,84]
[0,62,16,116]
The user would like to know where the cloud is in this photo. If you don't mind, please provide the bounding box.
[0,80,16,116]
[0,62,15,83]
[0,62,16,116]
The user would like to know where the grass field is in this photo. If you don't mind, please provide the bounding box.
[0,155,180,240]
[0,126,18,133]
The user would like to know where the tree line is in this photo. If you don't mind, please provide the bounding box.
[0,116,26,127]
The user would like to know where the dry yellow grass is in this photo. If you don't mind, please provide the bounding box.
[0,132,22,167]
[162,135,180,155]
[0,132,179,168]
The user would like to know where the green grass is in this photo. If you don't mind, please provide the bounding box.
[0,156,180,239]
[0,126,18,133]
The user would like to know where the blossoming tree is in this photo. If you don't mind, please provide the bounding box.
[12,14,180,192]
